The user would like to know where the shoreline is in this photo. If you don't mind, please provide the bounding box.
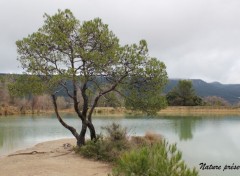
[0,138,111,176]
[158,106,240,116]
[1,106,240,117]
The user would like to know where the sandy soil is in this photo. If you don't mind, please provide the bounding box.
[0,139,111,176]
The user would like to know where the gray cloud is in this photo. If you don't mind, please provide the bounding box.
[1,0,240,83]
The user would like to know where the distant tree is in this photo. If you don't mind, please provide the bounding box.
[166,80,202,106]
[0,79,9,105]
[8,75,47,113]
[13,9,168,146]
[0,75,16,105]
[203,96,229,106]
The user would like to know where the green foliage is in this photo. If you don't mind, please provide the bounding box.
[111,140,198,176]
[124,58,168,115]
[98,91,123,107]
[166,80,203,106]
[76,123,129,162]
[0,75,5,84]
[8,75,47,97]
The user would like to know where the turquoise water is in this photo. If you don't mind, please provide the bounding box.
[1,114,240,176]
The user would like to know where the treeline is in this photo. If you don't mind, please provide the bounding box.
[0,75,59,115]
[0,75,235,115]
[0,75,125,115]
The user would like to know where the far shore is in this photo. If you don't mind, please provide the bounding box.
[1,106,240,117]
[158,106,240,116]
[0,138,111,176]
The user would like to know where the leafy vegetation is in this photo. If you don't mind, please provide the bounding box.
[166,80,203,106]
[111,141,198,176]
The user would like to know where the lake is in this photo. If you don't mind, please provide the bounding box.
[1,114,240,176]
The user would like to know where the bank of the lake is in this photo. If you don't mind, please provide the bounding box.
[0,138,111,176]
[1,106,240,117]
[158,106,240,116]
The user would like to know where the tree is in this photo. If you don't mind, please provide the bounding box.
[14,9,168,146]
[166,80,202,106]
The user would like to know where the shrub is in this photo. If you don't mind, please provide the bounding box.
[111,140,198,176]
[76,123,130,162]
[102,123,128,141]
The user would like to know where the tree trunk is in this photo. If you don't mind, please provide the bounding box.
[87,121,96,140]
[77,122,87,146]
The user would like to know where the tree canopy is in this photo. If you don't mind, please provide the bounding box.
[14,9,168,146]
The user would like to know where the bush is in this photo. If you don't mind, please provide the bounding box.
[75,123,130,162]
[102,123,128,141]
[76,123,198,176]
[111,140,198,176]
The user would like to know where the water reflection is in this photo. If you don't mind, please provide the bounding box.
[172,117,202,141]
[0,117,26,154]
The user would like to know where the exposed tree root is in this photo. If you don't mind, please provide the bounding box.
[8,151,46,157]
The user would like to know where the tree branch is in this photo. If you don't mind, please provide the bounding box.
[51,94,79,139]
[60,82,74,99]
[87,74,128,121]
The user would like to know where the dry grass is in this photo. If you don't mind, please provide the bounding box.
[1,105,240,117]
[130,132,162,147]
[93,107,127,115]
[92,106,240,116]
[158,106,240,116]
[0,104,21,116]
[0,104,54,116]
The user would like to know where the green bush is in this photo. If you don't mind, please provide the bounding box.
[76,123,198,176]
[111,140,198,176]
[75,123,130,162]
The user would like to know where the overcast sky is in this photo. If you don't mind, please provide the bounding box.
[1,0,240,84]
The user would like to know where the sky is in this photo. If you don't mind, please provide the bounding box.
[1,0,240,84]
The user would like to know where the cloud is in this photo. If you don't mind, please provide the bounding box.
[0,0,240,83]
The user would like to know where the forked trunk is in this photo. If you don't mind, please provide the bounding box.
[76,121,97,146]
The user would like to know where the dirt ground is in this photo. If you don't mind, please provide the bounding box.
[0,139,111,176]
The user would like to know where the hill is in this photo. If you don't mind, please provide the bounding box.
[164,79,240,104]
